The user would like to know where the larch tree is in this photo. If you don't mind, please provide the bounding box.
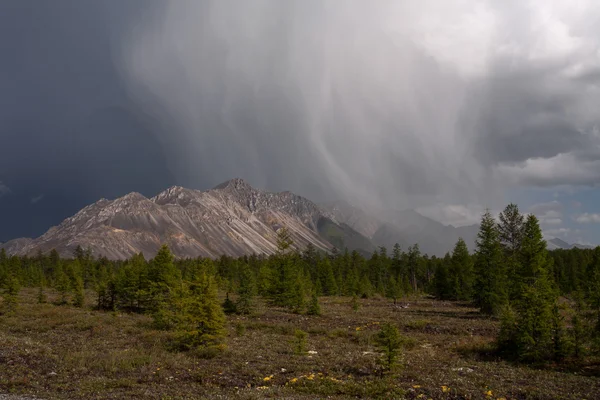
[497,203,524,300]
[449,237,474,301]
[473,210,507,315]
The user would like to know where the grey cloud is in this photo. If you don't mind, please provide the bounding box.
[122,0,600,212]
[575,213,600,224]
[528,201,563,226]
[0,182,11,197]
[30,195,44,204]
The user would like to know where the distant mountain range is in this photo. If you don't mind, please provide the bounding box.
[546,237,594,250]
[321,200,479,256]
[10,178,585,260]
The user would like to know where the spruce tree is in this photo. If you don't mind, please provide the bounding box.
[473,210,507,315]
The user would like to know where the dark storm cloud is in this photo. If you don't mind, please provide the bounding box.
[0,0,174,241]
[122,0,600,216]
[3,0,600,239]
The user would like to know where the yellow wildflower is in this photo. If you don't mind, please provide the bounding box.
[257,386,268,390]
[263,375,273,382]
[289,377,298,383]
[442,386,450,393]
[307,374,315,380]
[485,390,493,396]
[356,327,361,331]
[156,367,161,371]
[413,385,421,388]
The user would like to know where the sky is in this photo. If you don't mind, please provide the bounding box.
[1,0,600,245]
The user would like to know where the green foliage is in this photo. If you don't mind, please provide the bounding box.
[449,238,474,300]
[37,285,47,304]
[498,203,524,299]
[307,290,321,316]
[374,322,404,371]
[351,294,360,312]
[434,254,452,300]
[235,264,256,315]
[73,276,85,308]
[473,210,507,315]
[4,201,600,368]
[1,275,20,315]
[293,329,308,355]
[222,293,237,315]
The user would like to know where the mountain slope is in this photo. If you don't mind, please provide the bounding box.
[8,179,373,259]
[547,237,594,250]
[322,202,479,256]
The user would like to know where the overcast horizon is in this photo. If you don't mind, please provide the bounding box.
[2,0,600,245]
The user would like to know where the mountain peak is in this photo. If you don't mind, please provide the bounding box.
[213,178,254,191]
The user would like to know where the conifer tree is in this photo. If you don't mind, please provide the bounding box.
[473,210,507,315]
[307,289,321,316]
[235,264,256,315]
[386,276,402,304]
[434,254,452,300]
[54,261,71,305]
[498,204,524,299]
[148,245,180,311]
[514,268,556,362]
[73,276,85,308]
[374,322,404,371]
[170,273,227,352]
[319,257,338,296]
[449,238,474,300]
[407,244,421,293]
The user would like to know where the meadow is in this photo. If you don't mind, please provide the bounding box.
[1,289,598,400]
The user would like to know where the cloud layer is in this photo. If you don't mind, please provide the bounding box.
[121,0,600,222]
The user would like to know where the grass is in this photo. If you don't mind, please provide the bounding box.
[1,289,599,399]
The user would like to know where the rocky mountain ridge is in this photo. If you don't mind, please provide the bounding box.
[2,179,371,259]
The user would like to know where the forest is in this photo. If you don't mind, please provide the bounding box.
[1,204,600,399]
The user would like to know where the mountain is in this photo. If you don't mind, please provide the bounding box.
[0,238,33,255]
[2,179,374,259]
[546,237,595,250]
[322,201,479,256]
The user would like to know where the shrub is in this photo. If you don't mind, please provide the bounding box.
[293,329,308,355]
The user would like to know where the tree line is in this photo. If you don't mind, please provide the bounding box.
[1,203,599,363]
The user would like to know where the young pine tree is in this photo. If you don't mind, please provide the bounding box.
[307,289,321,316]
[473,210,507,315]
[374,322,404,371]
